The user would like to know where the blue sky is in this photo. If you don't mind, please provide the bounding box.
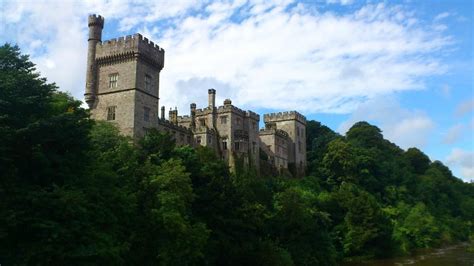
[1,0,473,181]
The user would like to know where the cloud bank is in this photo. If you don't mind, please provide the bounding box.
[2,0,452,114]
[446,148,474,182]
[338,97,435,150]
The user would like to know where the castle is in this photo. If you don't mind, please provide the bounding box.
[84,15,306,176]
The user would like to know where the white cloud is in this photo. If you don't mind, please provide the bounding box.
[1,0,453,115]
[1,1,88,100]
[326,0,354,5]
[338,97,435,149]
[434,12,450,21]
[446,148,474,182]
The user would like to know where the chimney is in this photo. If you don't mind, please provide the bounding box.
[161,106,165,120]
[208,89,216,108]
[190,103,196,130]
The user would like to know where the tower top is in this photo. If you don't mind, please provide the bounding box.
[88,14,104,28]
[264,111,307,125]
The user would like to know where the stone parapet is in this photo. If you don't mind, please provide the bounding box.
[158,119,192,133]
[96,33,164,70]
[216,104,246,116]
[245,110,260,121]
[88,14,104,28]
[177,115,191,123]
[194,107,213,116]
[263,111,306,124]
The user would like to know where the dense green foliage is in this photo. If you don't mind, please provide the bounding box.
[1,44,473,265]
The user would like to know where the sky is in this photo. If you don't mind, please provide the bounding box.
[1,0,473,182]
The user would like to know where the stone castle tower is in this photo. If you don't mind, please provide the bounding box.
[262,112,307,176]
[84,14,165,138]
[84,14,306,176]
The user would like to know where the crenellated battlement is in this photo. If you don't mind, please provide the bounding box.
[88,14,104,28]
[158,118,192,133]
[246,110,260,121]
[194,107,213,116]
[216,104,246,117]
[177,115,191,122]
[96,33,164,69]
[85,13,306,176]
[263,111,306,124]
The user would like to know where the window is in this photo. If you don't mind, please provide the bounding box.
[196,136,202,145]
[107,106,116,121]
[208,136,212,144]
[109,73,118,88]
[199,118,206,127]
[180,133,184,142]
[143,107,150,122]
[234,141,240,151]
[298,141,302,152]
[236,118,241,125]
[252,122,256,130]
[145,74,152,90]
[252,142,256,153]
[187,136,191,143]
[297,127,300,136]
[220,116,227,124]
[222,139,228,150]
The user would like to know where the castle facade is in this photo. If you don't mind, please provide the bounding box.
[84,15,306,176]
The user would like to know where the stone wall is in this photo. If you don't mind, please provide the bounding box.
[91,90,136,137]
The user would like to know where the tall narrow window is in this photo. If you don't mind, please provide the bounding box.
[196,136,202,145]
[199,118,206,127]
[109,73,118,88]
[234,141,240,151]
[144,107,150,122]
[145,74,152,90]
[222,139,228,150]
[107,106,116,121]
[220,116,227,124]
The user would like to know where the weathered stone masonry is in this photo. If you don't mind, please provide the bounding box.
[84,14,306,176]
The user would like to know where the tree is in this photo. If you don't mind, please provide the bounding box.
[336,183,393,258]
[321,139,357,185]
[392,203,440,253]
[0,44,92,186]
[272,186,336,265]
[404,148,430,175]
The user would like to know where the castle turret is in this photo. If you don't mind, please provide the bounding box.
[169,107,178,125]
[161,106,165,120]
[84,14,104,108]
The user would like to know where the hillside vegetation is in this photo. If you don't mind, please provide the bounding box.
[1,44,473,265]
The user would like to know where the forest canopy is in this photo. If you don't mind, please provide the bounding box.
[1,44,473,265]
